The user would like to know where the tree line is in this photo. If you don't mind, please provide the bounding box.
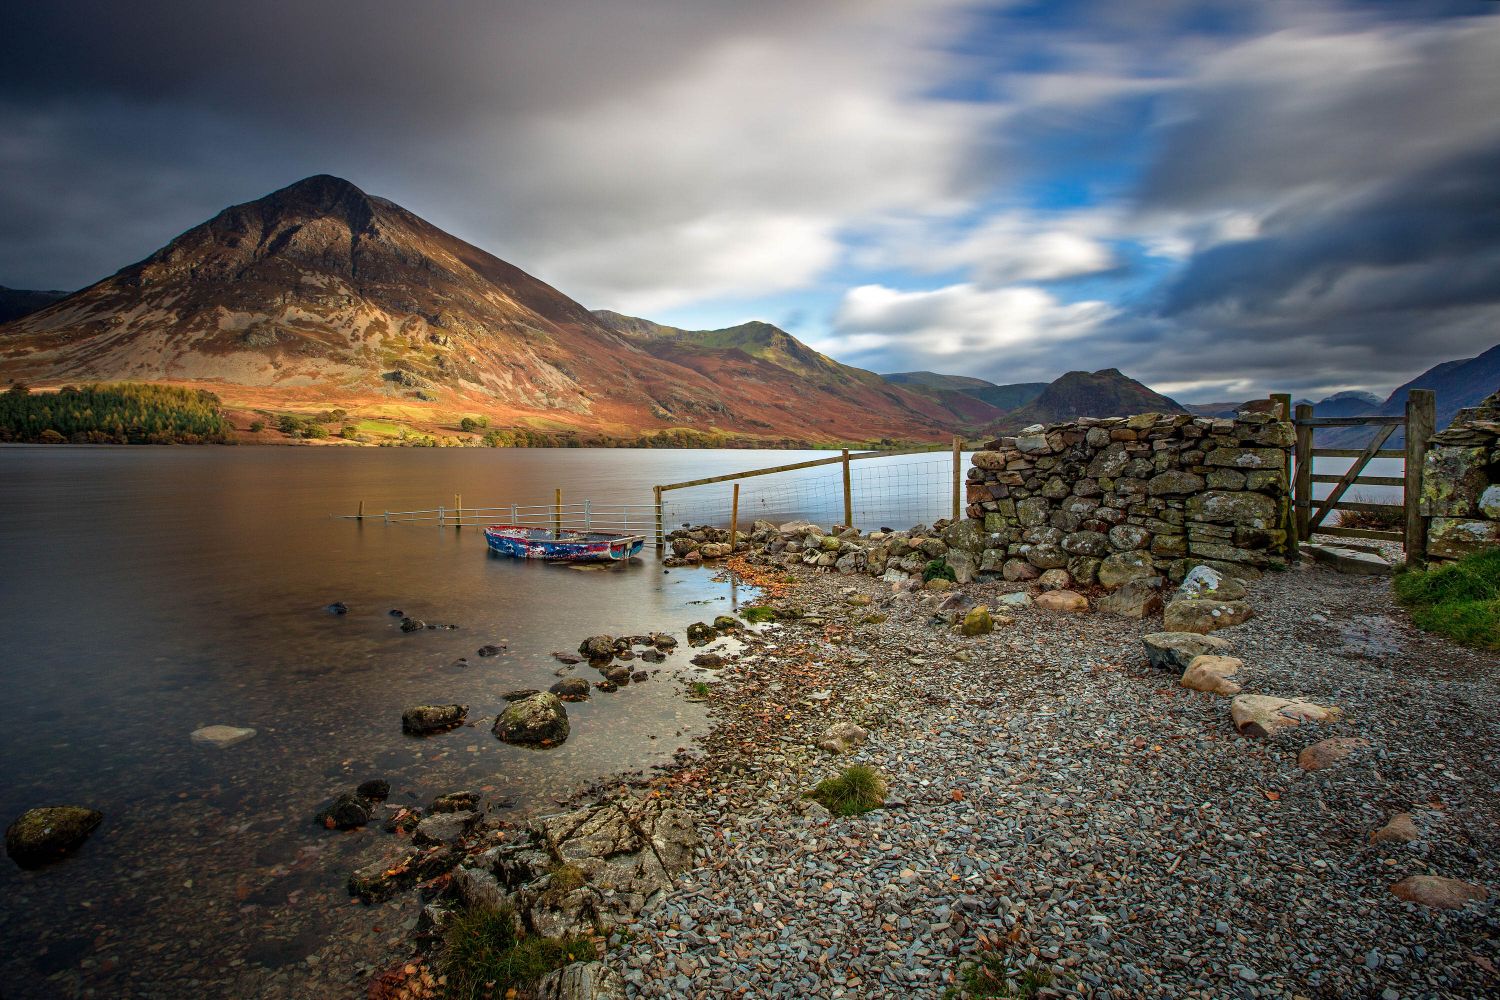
[0,383,232,444]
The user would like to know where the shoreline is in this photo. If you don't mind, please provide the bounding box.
[356,535,1500,998]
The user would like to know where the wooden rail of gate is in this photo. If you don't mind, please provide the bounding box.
[1291,388,1434,562]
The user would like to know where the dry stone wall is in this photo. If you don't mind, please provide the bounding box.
[966,411,1294,585]
[1421,389,1500,562]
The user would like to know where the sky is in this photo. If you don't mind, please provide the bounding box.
[2,1,1498,402]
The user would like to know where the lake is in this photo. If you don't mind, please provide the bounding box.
[0,444,959,998]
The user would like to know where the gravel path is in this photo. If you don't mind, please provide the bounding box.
[609,559,1500,998]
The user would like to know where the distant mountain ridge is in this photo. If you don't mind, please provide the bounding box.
[0,286,69,324]
[0,175,964,443]
[882,371,1049,414]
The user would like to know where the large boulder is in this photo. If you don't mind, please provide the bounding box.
[959,605,994,636]
[348,844,459,902]
[493,693,570,746]
[1097,578,1164,618]
[1230,695,1340,738]
[1297,737,1370,771]
[5,806,103,868]
[1180,655,1242,696]
[1163,598,1253,634]
[1174,565,1247,602]
[1142,631,1232,671]
[1097,550,1156,590]
[536,961,627,1000]
[1035,590,1088,613]
[1389,875,1488,910]
[401,704,468,735]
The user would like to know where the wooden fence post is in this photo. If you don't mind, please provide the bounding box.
[554,488,562,539]
[1294,403,1314,545]
[952,436,963,522]
[841,449,853,529]
[653,486,664,553]
[1405,388,1436,565]
[730,483,740,551]
[455,493,462,530]
[1271,394,1294,558]
[357,499,365,520]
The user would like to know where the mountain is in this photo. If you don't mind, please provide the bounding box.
[882,371,1048,413]
[1323,344,1500,447]
[1305,390,1382,418]
[0,175,963,444]
[0,286,69,324]
[991,368,1187,431]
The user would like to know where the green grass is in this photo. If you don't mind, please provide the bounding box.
[923,559,957,584]
[352,418,404,438]
[809,764,888,817]
[740,606,777,623]
[949,952,1054,998]
[440,905,594,1000]
[1393,547,1500,650]
[687,681,711,698]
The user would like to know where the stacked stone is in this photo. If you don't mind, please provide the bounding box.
[966,410,1293,586]
[1421,389,1500,561]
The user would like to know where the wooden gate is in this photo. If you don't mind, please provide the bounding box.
[1291,388,1435,561]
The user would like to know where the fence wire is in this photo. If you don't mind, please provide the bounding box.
[661,453,964,532]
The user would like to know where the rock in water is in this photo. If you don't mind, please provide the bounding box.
[817,721,869,754]
[1180,655,1243,696]
[401,704,468,735]
[348,844,459,903]
[959,605,994,636]
[1389,875,1488,910]
[5,806,103,868]
[190,725,257,748]
[1142,632,1232,671]
[430,790,481,813]
[536,961,627,1000]
[399,617,426,633]
[686,622,717,645]
[550,677,592,701]
[357,779,391,802]
[315,792,373,830]
[493,692,570,746]
[1230,695,1340,738]
[1162,598,1252,634]
[577,635,615,660]
[413,809,480,846]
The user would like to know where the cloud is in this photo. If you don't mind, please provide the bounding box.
[816,282,1114,379]
[853,210,1120,286]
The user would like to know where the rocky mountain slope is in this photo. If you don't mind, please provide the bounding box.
[1322,344,1500,447]
[0,176,961,443]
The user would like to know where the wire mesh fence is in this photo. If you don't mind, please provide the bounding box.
[660,451,968,534]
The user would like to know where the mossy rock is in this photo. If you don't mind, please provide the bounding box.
[6,806,103,868]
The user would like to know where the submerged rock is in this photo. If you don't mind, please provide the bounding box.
[430,790,481,814]
[399,617,426,633]
[401,704,468,735]
[493,692,570,746]
[190,725,257,748]
[348,844,459,903]
[578,635,615,660]
[5,806,103,868]
[357,779,391,802]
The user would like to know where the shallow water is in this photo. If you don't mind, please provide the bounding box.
[0,444,958,998]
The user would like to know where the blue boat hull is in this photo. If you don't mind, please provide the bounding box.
[484,525,644,562]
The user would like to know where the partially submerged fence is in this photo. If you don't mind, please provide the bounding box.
[1292,388,1434,561]
[340,494,656,536]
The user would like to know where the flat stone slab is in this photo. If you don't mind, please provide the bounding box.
[190,725,257,748]
[1304,543,1392,576]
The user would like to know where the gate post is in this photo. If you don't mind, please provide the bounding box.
[1294,403,1314,546]
[951,436,962,522]
[841,449,853,529]
[1405,389,1436,565]
[653,486,664,554]
[1272,394,1294,558]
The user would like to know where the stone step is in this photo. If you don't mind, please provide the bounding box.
[1303,542,1393,576]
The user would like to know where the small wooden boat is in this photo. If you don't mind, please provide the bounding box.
[484,525,644,563]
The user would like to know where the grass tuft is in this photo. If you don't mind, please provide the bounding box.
[953,952,1054,998]
[809,764,888,817]
[739,605,777,623]
[440,904,593,1000]
[1393,547,1500,650]
[923,559,957,584]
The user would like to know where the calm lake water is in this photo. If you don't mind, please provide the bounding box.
[0,445,957,998]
